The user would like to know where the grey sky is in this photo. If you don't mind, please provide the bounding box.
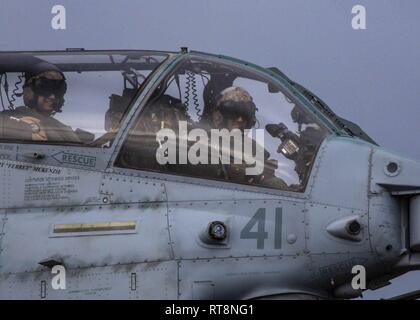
[1,0,419,299]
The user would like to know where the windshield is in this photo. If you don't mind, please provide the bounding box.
[116,56,329,192]
[268,67,378,145]
[0,51,168,147]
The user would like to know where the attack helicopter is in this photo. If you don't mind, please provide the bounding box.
[0,48,419,300]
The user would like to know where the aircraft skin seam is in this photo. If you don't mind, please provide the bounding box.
[176,260,181,299]
[367,147,375,253]
[109,169,309,199]
[2,200,365,214]
[304,202,310,256]
[1,252,377,277]
[304,201,366,213]
[0,210,8,271]
[306,138,330,200]
[0,200,272,213]
[163,183,175,260]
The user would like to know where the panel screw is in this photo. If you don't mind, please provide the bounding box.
[287,234,297,244]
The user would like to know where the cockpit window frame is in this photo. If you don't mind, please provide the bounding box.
[109,52,332,196]
[0,49,333,197]
[0,50,171,149]
[190,51,344,136]
[0,50,179,173]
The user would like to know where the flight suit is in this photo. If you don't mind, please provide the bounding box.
[223,135,288,190]
[0,106,81,144]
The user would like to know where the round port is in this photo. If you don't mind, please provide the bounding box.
[387,162,398,174]
[347,221,361,235]
[384,160,401,176]
[208,221,227,240]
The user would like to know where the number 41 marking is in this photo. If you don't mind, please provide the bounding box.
[240,208,282,249]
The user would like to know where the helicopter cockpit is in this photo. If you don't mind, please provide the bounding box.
[0,51,169,147]
[0,50,330,193]
[116,56,330,192]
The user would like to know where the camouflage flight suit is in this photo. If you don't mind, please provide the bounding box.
[0,106,81,143]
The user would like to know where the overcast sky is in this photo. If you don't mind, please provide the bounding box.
[0,0,419,299]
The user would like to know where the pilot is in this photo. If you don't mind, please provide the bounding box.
[205,86,287,189]
[207,86,256,132]
[1,63,81,143]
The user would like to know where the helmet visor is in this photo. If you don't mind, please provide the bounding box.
[217,100,255,125]
[31,77,67,97]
